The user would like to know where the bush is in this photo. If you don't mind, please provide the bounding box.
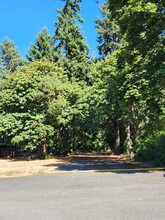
[135,130,165,166]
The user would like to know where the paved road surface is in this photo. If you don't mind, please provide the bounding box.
[0,171,165,220]
[58,157,148,171]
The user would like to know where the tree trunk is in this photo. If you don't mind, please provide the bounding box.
[135,125,140,144]
[38,141,47,159]
[126,125,134,158]
[42,142,47,156]
[113,126,121,155]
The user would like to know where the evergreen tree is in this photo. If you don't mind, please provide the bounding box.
[0,38,25,75]
[95,0,122,58]
[54,0,89,80]
[26,28,56,62]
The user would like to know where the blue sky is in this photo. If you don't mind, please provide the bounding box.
[0,0,104,58]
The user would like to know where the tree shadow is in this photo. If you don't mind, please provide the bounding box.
[43,154,157,174]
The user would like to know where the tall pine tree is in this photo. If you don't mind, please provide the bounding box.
[26,28,56,62]
[0,38,25,76]
[95,0,122,58]
[54,0,89,80]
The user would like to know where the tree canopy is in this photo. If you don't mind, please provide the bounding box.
[96,0,122,57]
[26,28,56,62]
[0,38,25,76]
[0,0,164,163]
[54,0,89,80]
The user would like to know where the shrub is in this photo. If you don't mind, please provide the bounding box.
[135,130,165,166]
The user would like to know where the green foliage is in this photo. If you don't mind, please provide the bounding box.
[0,38,25,75]
[0,113,23,144]
[54,0,89,80]
[96,0,122,57]
[0,1,164,160]
[135,130,165,165]
[26,28,56,62]
[0,59,104,155]
[109,0,165,56]
[0,60,65,151]
[0,113,54,150]
[106,0,165,153]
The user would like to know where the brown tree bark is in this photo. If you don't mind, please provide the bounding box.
[38,141,47,159]
[113,126,121,155]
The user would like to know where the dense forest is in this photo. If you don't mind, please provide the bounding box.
[0,0,164,164]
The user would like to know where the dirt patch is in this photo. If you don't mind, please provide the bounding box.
[0,157,70,178]
[71,153,129,160]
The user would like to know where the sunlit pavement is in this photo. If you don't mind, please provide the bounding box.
[0,171,165,220]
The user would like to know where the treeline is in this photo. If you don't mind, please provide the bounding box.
[0,0,164,163]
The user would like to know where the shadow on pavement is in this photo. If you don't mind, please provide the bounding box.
[43,154,156,174]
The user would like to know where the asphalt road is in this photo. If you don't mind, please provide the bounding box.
[0,171,165,220]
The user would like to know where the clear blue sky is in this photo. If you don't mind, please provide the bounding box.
[0,0,104,58]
